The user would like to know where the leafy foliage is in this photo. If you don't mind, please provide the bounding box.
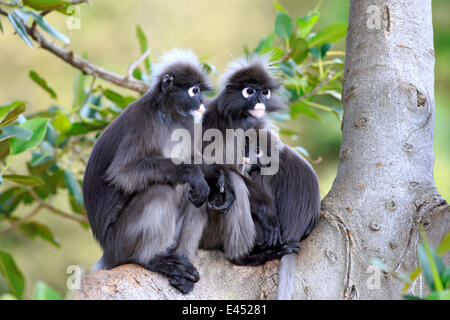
[371,229,450,300]
[0,0,346,299]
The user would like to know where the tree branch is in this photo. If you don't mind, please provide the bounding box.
[0,205,42,237]
[26,187,88,224]
[0,7,150,94]
[127,48,150,80]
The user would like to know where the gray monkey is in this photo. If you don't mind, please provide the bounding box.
[83,49,216,294]
[202,55,321,300]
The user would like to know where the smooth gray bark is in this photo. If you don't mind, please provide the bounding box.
[76,0,449,300]
[313,0,448,299]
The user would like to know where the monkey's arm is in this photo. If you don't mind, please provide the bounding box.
[105,154,209,207]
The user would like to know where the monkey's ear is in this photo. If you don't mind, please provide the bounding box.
[161,74,174,92]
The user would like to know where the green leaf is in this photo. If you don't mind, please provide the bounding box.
[290,37,309,64]
[8,12,34,49]
[29,70,58,99]
[0,125,33,142]
[290,101,320,120]
[436,232,450,255]
[0,101,26,119]
[273,0,289,13]
[441,267,450,289]
[0,187,31,217]
[10,118,49,155]
[69,193,86,215]
[279,129,298,136]
[64,170,83,205]
[132,67,143,81]
[0,250,25,299]
[72,72,86,110]
[275,12,292,41]
[26,11,70,44]
[261,47,284,62]
[52,113,72,133]
[2,174,44,186]
[418,242,445,291]
[67,121,108,136]
[33,281,63,300]
[0,103,26,127]
[20,221,60,247]
[297,12,320,38]
[254,32,275,53]
[402,295,423,300]
[0,293,18,300]
[308,23,347,48]
[103,89,135,108]
[23,0,66,11]
[402,266,422,294]
[425,290,450,300]
[0,16,4,34]
[136,25,151,73]
[309,43,332,60]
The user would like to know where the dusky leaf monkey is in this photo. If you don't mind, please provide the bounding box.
[202,55,321,299]
[83,49,216,294]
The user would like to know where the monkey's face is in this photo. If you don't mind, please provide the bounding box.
[220,65,283,120]
[159,64,211,122]
[221,83,280,120]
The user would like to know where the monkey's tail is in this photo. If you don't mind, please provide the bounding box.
[277,253,297,300]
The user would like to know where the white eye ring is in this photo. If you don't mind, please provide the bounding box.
[188,86,200,97]
[242,87,255,99]
[262,89,271,99]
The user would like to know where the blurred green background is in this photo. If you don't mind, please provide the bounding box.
[0,0,448,298]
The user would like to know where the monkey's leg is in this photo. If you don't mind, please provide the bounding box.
[245,176,282,249]
[167,202,208,293]
[222,171,256,260]
[105,185,198,293]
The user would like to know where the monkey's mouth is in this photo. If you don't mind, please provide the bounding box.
[192,104,205,121]
[249,103,265,118]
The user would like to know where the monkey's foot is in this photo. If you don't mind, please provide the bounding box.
[146,253,200,294]
[169,275,195,294]
[207,170,235,213]
[231,243,299,266]
[256,216,282,250]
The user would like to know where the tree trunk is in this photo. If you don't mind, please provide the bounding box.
[305,0,448,299]
[75,0,448,300]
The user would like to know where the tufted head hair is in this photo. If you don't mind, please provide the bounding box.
[219,53,281,90]
[209,53,286,120]
[150,48,212,92]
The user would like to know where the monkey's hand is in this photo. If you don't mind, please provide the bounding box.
[170,164,210,207]
[188,176,210,208]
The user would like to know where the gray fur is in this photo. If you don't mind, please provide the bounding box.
[83,50,212,294]
[277,254,297,300]
[175,200,208,261]
[201,54,321,300]
[222,171,255,259]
